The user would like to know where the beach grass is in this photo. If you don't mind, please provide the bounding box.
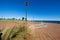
[0,20,27,40]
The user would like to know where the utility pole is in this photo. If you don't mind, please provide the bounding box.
[24,0,29,40]
[25,0,29,22]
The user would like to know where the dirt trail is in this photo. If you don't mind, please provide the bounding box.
[27,23,60,40]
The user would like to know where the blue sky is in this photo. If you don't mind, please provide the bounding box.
[0,0,60,20]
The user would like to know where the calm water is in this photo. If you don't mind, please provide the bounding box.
[33,20,60,24]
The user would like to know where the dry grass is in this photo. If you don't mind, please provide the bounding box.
[0,20,28,40]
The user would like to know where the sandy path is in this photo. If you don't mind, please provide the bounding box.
[27,23,60,40]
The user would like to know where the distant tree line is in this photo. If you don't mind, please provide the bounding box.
[0,18,5,20]
[0,17,26,20]
[0,18,19,20]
